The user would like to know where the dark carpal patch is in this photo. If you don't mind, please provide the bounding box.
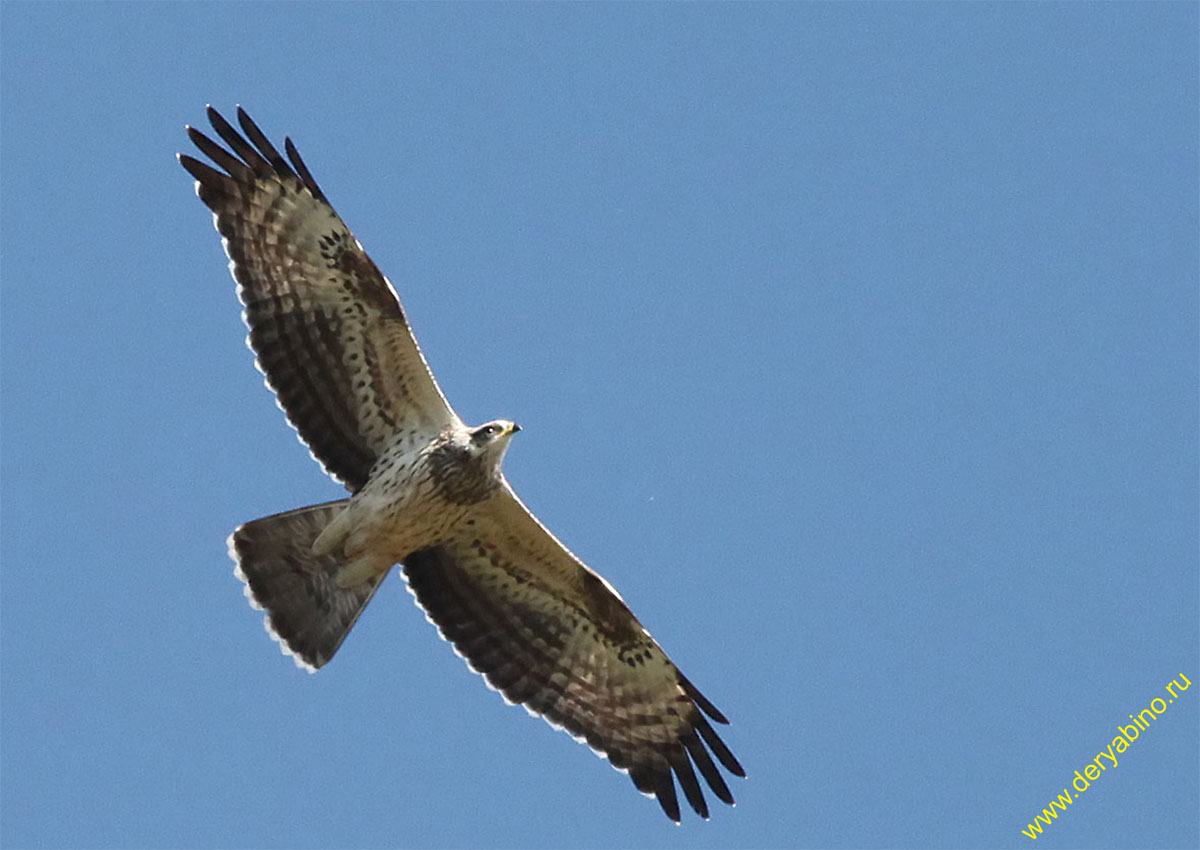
[577,570,644,647]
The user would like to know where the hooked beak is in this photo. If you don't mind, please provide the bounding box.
[507,422,522,435]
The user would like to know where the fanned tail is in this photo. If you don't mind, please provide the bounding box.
[228,500,386,670]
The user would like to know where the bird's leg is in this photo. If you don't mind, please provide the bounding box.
[335,555,388,589]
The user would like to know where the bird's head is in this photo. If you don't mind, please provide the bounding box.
[469,419,521,468]
[429,420,522,504]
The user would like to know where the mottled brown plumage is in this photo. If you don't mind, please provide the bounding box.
[182,107,744,822]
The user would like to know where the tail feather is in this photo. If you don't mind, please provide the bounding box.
[228,500,387,671]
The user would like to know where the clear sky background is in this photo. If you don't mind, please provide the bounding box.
[2,4,1196,849]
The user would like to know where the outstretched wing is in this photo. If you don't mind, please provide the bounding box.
[402,484,745,822]
[180,107,457,492]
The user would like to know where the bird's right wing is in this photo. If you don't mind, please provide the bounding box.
[180,107,458,492]
[402,483,744,822]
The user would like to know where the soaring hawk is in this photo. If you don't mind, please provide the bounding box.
[179,106,744,822]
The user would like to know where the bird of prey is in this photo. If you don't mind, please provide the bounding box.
[179,106,744,822]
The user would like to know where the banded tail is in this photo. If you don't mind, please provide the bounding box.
[228,500,387,671]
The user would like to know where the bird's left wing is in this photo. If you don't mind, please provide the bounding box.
[180,107,458,492]
[402,484,744,822]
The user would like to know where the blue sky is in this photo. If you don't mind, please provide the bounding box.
[1,4,1196,848]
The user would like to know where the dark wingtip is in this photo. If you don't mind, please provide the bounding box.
[283,134,330,204]
[679,672,731,724]
[672,749,710,820]
[695,714,745,779]
[235,105,253,132]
